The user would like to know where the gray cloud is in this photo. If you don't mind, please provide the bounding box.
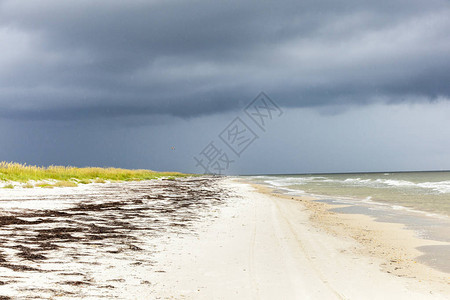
[0,0,449,120]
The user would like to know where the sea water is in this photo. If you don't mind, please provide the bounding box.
[246,171,450,217]
[244,171,450,272]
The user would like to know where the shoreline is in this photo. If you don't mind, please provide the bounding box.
[0,176,448,298]
[246,180,450,284]
[149,178,449,298]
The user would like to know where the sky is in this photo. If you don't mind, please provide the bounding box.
[0,0,449,174]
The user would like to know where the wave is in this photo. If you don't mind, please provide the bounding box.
[259,176,450,194]
[347,178,450,194]
[247,174,450,220]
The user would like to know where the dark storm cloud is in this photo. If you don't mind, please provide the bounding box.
[0,0,449,120]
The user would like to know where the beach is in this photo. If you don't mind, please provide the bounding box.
[150,178,449,299]
[3,1,449,299]
[0,177,448,299]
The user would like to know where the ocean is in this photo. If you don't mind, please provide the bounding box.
[244,171,450,273]
[246,171,450,217]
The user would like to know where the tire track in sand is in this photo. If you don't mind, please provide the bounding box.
[271,196,345,299]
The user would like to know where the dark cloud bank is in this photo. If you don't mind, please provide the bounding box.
[0,0,449,173]
[1,0,449,120]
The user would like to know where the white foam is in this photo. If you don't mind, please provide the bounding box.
[330,177,450,194]
[247,175,450,221]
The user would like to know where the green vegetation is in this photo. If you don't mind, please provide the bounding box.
[53,181,78,187]
[23,183,34,189]
[3,184,14,189]
[76,179,91,185]
[36,183,54,189]
[0,162,190,187]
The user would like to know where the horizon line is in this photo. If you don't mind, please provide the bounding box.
[237,169,450,176]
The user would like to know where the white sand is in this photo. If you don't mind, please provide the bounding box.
[0,178,448,299]
[149,179,449,299]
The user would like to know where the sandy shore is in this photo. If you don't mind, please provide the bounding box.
[0,177,230,299]
[0,177,448,299]
[251,182,450,275]
[149,179,449,299]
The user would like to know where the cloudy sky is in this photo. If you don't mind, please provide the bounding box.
[0,0,449,174]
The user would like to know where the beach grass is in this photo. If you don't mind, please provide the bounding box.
[0,162,190,186]
[53,181,78,187]
[3,184,14,189]
[23,183,34,189]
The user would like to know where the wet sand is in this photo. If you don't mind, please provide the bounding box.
[250,183,450,283]
[0,177,448,299]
